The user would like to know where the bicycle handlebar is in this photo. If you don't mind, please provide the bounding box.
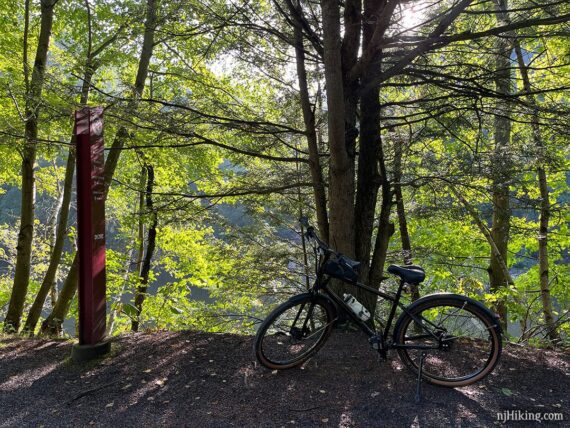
[298,217,334,254]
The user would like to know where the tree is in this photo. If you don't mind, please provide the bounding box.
[4,0,58,332]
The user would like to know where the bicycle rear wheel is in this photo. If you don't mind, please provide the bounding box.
[393,294,502,387]
[254,293,335,370]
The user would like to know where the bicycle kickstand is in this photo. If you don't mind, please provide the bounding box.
[415,351,427,404]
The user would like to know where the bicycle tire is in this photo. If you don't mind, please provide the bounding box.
[393,293,502,387]
[254,293,336,370]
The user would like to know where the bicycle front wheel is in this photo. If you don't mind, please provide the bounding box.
[393,294,502,387]
[254,293,336,370]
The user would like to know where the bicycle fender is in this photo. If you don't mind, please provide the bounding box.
[285,292,338,315]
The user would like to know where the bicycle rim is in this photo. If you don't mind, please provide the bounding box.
[256,298,333,368]
[395,298,501,387]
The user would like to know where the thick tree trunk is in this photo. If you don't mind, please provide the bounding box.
[352,0,398,311]
[40,0,157,335]
[488,0,512,328]
[131,164,158,332]
[354,1,383,277]
[4,0,56,333]
[293,26,329,241]
[340,0,361,200]
[513,40,559,342]
[321,0,354,262]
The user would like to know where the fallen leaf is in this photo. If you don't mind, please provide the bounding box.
[371,392,380,398]
[319,390,326,394]
[321,418,329,423]
[105,402,114,408]
[501,388,513,397]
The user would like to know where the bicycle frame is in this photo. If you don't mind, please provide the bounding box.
[310,250,442,351]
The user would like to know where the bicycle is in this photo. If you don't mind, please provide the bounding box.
[254,218,502,400]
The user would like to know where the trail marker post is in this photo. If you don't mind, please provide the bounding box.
[71,107,111,362]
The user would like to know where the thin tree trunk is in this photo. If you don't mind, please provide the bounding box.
[106,245,134,336]
[513,40,559,342]
[40,0,158,335]
[488,0,512,328]
[87,160,144,336]
[451,185,515,287]
[367,147,395,307]
[293,25,329,241]
[4,0,56,333]
[23,4,98,334]
[22,150,74,334]
[132,164,157,332]
[393,139,419,301]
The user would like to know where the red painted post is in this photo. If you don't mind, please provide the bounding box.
[72,107,110,361]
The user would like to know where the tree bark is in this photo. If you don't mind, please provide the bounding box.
[131,164,158,332]
[40,0,158,335]
[320,0,354,260]
[4,0,56,333]
[293,25,329,241]
[488,0,512,328]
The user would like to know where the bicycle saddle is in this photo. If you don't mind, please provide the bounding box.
[387,264,425,284]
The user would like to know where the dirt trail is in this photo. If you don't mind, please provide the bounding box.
[1,331,568,427]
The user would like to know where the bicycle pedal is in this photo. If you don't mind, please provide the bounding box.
[368,335,382,349]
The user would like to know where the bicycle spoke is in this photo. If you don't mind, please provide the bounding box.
[399,302,497,383]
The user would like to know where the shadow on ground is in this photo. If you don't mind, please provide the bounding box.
[1,331,568,427]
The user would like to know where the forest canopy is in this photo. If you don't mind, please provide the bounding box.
[0,0,568,344]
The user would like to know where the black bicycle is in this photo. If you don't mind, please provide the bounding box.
[254,218,502,395]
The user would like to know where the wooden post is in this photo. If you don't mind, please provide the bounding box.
[71,107,111,362]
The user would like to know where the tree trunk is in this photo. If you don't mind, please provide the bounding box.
[451,186,514,287]
[23,148,74,334]
[367,146,395,310]
[40,0,157,335]
[131,164,158,332]
[320,0,354,254]
[4,0,56,333]
[393,139,419,301]
[488,0,512,328]
[513,40,559,342]
[23,55,97,334]
[293,25,329,241]
[354,1,384,277]
[109,167,146,333]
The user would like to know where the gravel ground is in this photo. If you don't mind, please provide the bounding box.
[1,331,568,427]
